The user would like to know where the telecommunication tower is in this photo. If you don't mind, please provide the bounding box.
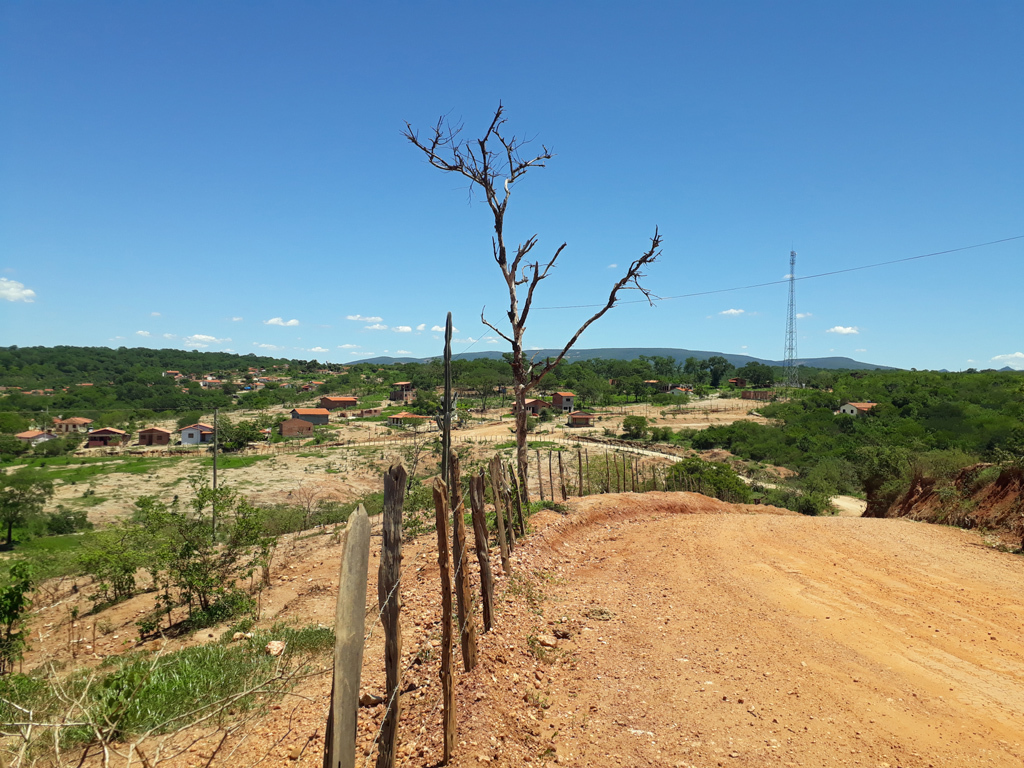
[782,250,800,388]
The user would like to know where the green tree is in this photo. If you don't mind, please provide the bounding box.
[737,361,774,388]
[622,415,649,440]
[0,562,33,675]
[0,471,54,545]
[707,356,732,387]
[666,457,752,503]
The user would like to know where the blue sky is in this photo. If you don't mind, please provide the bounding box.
[2,2,1022,370]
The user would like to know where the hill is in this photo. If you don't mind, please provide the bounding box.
[353,347,897,370]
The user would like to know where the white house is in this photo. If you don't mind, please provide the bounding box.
[838,402,877,416]
[180,423,215,445]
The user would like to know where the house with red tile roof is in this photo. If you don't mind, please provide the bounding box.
[838,402,878,416]
[551,392,576,412]
[180,423,215,445]
[290,408,330,425]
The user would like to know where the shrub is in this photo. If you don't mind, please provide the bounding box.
[666,457,752,503]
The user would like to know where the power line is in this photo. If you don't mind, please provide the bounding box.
[534,234,1024,311]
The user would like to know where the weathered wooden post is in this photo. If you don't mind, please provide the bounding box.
[558,450,567,501]
[376,465,406,768]
[469,472,494,632]
[323,505,371,768]
[501,462,518,548]
[586,448,592,495]
[548,450,555,501]
[432,479,456,764]
[487,456,510,571]
[536,449,545,501]
[505,462,524,536]
[577,449,584,497]
[450,451,478,671]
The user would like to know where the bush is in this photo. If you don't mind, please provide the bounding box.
[666,457,752,503]
[622,415,649,440]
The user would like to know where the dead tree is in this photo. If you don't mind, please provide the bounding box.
[404,104,662,503]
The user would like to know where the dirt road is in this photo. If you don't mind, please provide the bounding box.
[450,495,1024,767]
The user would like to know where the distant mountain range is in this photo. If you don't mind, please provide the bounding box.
[352,347,898,371]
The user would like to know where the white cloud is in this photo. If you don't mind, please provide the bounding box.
[150,311,161,317]
[453,337,478,344]
[231,317,243,322]
[991,352,1024,370]
[855,348,867,353]
[366,323,388,331]
[796,312,812,319]
[826,326,859,335]
[309,346,329,353]
[396,349,411,355]
[430,324,459,333]
[222,348,235,353]
[719,308,745,316]
[254,342,282,351]
[347,314,383,322]
[135,330,151,337]
[741,345,748,349]
[265,317,300,327]
[416,323,426,332]
[393,326,412,333]
[338,343,360,349]
[184,334,231,348]
[0,278,36,302]
[607,263,617,269]
[163,333,177,339]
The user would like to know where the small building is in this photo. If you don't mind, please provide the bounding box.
[551,392,576,412]
[279,418,314,438]
[670,386,692,396]
[741,390,774,401]
[138,427,172,446]
[566,411,596,428]
[180,423,215,445]
[838,402,877,416]
[87,428,128,448]
[15,430,59,447]
[52,416,94,434]
[520,398,550,416]
[728,377,746,388]
[390,382,416,403]
[290,407,330,426]
[387,412,428,428]
[320,396,359,411]
[358,407,383,417]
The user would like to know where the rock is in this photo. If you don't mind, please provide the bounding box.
[554,628,572,640]
[265,640,287,657]
[359,691,384,707]
[537,634,559,648]
[287,744,302,760]
[232,632,246,642]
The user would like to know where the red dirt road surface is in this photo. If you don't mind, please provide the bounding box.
[444,493,1024,767]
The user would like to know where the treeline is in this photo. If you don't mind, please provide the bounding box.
[687,369,1024,515]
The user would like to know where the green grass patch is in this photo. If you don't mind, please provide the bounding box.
[198,454,274,470]
[0,623,334,749]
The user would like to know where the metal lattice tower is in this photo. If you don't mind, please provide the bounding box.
[782,250,800,389]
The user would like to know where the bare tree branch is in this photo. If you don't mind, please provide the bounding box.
[405,104,662,501]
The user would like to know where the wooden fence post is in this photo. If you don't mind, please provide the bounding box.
[548,451,554,501]
[449,452,478,672]
[487,456,510,572]
[376,465,406,768]
[558,450,567,501]
[432,479,455,765]
[469,472,494,632]
[536,449,545,501]
[586,448,592,495]
[605,453,611,493]
[507,461,526,536]
[500,462,518,549]
[577,449,584,497]
[323,505,371,768]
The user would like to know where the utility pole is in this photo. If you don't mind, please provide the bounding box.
[212,407,218,540]
[782,250,800,390]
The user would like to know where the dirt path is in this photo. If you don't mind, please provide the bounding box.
[477,497,1024,767]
